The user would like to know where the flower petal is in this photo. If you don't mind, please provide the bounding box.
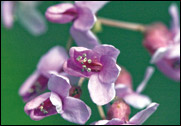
[128,103,159,125]
[1,1,15,28]
[45,3,77,24]
[61,97,91,124]
[124,93,151,109]
[91,120,109,125]
[37,46,68,78]
[136,66,155,93]
[59,72,80,85]
[75,1,109,14]
[70,26,100,49]
[17,5,47,36]
[93,44,120,61]
[88,74,115,105]
[99,56,121,84]
[50,92,63,114]
[106,118,125,125]
[169,4,180,32]
[115,84,132,98]
[166,43,180,59]
[150,47,168,64]
[48,73,71,98]
[73,6,96,31]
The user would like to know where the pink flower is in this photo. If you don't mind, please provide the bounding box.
[1,1,47,36]
[143,4,180,81]
[92,103,159,125]
[45,1,109,49]
[63,45,121,105]
[19,46,71,102]
[115,67,154,109]
[24,73,91,124]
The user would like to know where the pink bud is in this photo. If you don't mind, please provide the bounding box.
[115,67,132,90]
[107,99,131,122]
[143,23,172,54]
[69,86,82,98]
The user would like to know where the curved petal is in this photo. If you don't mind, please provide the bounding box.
[59,72,80,85]
[88,74,115,105]
[45,3,77,24]
[166,43,180,59]
[70,26,100,49]
[106,118,125,125]
[1,1,15,28]
[99,56,121,84]
[17,6,47,36]
[48,73,71,99]
[50,92,63,114]
[73,6,96,31]
[37,46,68,78]
[75,1,109,14]
[124,93,151,109]
[91,120,109,125]
[93,44,120,61]
[61,97,91,124]
[136,66,155,93]
[169,4,180,32]
[128,103,159,125]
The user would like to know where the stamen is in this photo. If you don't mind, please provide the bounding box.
[87,68,91,72]
[88,59,92,64]
[28,88,34,93]
[83,58,87,62]
[76,56,82,61]
[83,53,87,57]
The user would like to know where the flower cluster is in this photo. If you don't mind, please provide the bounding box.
[2,1,180,125]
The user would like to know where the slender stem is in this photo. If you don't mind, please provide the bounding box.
[98,17,146,33]
[97,105,106,120]
[66,36,73,51]
[78,77,85,87]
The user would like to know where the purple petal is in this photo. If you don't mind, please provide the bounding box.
[45,3,77,24]
[93,44,120,61]
[128,103,159,125]
[75,1,109,14]
[115,84,132,98]
[88,74,115,105]
[169,4,180,33]
[70,26,100,49]
[61,97,91,124]
[166,43,180,59]
[136,66,155,93]
[37,46,68,78]
[48,73,71,98]
[59,72,80,85]
[73,6,96,31]
[123,93,151,109]
[50,92,63,114]
[17,5,47,36]
[106,118,125,125]
[99,56,121,84]
[91,120,109,125]
[24,92,57,120]
[1,1,15,28]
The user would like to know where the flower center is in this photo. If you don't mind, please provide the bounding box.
[69,86,82,98]
[76,53,103,72]
[34,98,57,115]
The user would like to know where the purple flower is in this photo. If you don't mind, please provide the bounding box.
[19,46,69,102]
[45,1,109,49]
[24,73,91,124]
[143,4,180,81]
[115,67,154,109]
[92,103,159,125]
[1,1,47,36]
[63,45,121,105]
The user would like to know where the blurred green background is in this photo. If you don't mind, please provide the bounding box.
[1,1,180,125]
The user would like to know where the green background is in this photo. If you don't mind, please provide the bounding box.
[1,1,180,125]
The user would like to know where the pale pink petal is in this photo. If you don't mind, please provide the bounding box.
[61,97,91,124]
[88,74,115,105]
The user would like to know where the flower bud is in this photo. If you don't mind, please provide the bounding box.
[107,99,131,122]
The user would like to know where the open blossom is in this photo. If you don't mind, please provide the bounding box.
[92,103,159,125]
[143,4,180,81]
[24,73,91,124]
[63,45,121,105]
[1,1,47,36]
[19,46,70,102]
[45,1,109,49]
[115,67,154,109]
